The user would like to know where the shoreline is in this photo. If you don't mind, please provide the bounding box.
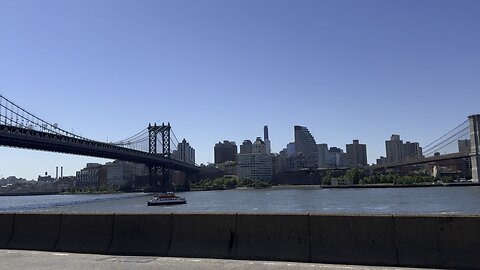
[0,191,59,196]
[2,182,479,196]
[320,182,480,189]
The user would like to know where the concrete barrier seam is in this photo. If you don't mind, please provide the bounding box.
[307,213,312,263]
[166,213,173,256]
[5,213,16,248]
[106,213,116,254]
[53,213,63,251]
[391,214,399,266]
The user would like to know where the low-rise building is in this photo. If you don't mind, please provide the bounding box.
[75,163,106,189]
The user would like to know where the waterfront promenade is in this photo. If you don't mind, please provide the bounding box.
[0,250,428,270]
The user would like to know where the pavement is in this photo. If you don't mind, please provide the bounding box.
[0,249,432,270]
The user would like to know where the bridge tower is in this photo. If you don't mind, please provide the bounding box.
[147,123,171,191]
[469,114,480,182]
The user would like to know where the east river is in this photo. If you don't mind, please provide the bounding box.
[1,186,480,214]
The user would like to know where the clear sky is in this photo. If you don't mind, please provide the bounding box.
[0,0,479,180]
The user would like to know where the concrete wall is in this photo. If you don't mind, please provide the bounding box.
[0,213,479,269]
[109,214,172,256]
[309,214,397,266]
[169,213,236,258]
[236,213,309,261]
[0,214,14,248]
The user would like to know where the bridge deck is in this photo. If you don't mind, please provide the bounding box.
[0,125,199,173]
[372,152,470,170]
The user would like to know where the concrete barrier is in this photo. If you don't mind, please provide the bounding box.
[3,212,480,269]
[0,213,14,248]
[109,214,172,256]
[309,214,397,266]
[395,215,480,269]
[236,213,309,261]
[7,213,61,251]
[56,214,113,254]
[168,213,237,259]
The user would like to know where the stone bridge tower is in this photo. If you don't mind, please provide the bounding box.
[469,114,480,182]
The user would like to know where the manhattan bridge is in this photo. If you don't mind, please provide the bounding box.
[0,94,200,191]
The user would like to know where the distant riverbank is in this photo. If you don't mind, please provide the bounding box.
[0,190,128,197]
[321,182,480,189]
[2,181,479,196]
[0,191,59,196]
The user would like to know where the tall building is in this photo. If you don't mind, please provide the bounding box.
[214,140,237,164]
[264,125,271,154]
[346,140,368,167]
[403,141,422,159]
[294,126,318,168]
[384,135,423,164]
[317,143,329,168]
[176,139,196,165]
[286,142,296,157]
[237,137,272,181]
[328,147,348,167]
[386,134,404,163]
[240,140,253,154]
[458,139,471,154]
[272,154,287,175]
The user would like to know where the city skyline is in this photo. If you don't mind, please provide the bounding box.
[1,0,479,179]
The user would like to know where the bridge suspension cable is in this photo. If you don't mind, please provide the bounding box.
[422,120,469,153]
[0,95,90,141]
[378,119,471,169]
[111,128,148,146]
[423,126,470,156]
[422,120,469,156]
[171,129,180,150]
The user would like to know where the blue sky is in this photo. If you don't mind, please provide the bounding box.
[1,0,479,179]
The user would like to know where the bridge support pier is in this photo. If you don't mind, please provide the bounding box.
[148,166,172,192]
[469,114,480,182]
[148,166,159,190]
[147,123,172,192]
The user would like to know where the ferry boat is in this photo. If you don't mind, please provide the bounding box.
[147,193,187,206]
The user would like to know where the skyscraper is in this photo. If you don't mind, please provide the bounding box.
[264,125,271,154]
[214,141,237,164]
[317,143,328,168]
[403,141,422,159]
[294,125,318,168]
[386,134,404,163]
[177,139,196,165]
[346,140,367,166]
[286,142,296,157]
[384,135,422,164]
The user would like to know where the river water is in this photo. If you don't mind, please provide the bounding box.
[1,186,480,215]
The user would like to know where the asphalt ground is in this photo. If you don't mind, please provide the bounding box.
[0,249,433,270]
